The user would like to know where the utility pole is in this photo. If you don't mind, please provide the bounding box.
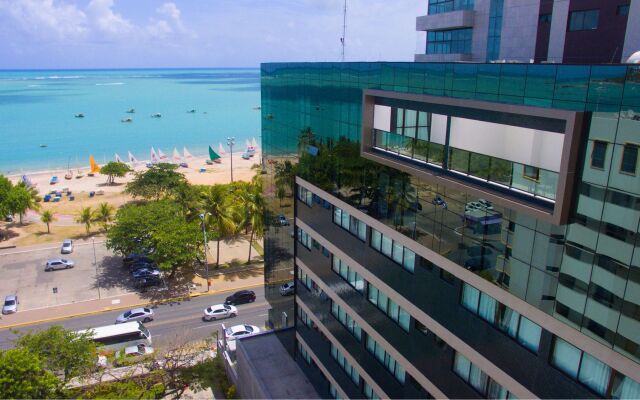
[199,213,211,292]
[227,137,235,183]
[93,237,100,299]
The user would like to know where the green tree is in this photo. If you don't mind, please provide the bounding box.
[125,163,186,201]
[16,325,97,383]
[72,378,165,399]
[0,348,59,399]
[7,183,40,224]
[199,185,236,268]
[94,202,115,232]
[276,183,286,207]
[0,175,12,218]
[99,161,132,185]
[174,183,201,221]
[40,210,55,234]
[107,200,201,274]
[76,206,93,234]
[237,181,265,263]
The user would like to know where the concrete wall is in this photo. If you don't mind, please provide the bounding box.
[500,0,540,61]
[547,0,570,62]
[416,10,474,31]
[471,0,491,62]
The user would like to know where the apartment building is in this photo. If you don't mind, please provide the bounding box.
[260,62,640,398]
[415,0,640,63]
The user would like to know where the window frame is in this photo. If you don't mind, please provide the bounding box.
[620,142,638,176]
[590,140,608,170]
[568,9,599,31]
[523,165,540,182]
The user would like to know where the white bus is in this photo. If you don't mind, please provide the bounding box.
[78,321,152,350]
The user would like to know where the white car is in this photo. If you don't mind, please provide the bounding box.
[203,304,237,321]
[61,239,73,254]
[115,343,154,360]
[116,307,154,324]
[225,324,260,341]
[280,281,295,296]
[45,259,74,271]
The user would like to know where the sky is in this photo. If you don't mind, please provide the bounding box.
[0,0,425,69]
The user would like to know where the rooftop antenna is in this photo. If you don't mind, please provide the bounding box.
[340,0,347,62]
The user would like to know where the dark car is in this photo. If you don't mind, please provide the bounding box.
[464,256,494,272]
[225,290,256,305]
[432,196,447,209]
[123,254,154,267]
[132,268,161,279]
[134,276,163,290]
[129,261,157,272]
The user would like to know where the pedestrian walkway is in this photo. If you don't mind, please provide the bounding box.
[0,267,264,329]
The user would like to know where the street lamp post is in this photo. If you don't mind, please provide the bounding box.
[92,237,100,299]
[199,213,211,292]
[227,137,235,183]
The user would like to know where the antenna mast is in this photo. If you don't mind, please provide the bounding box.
[340,0,347,62]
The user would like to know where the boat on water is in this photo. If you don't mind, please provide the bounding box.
[252,106,261,110]
[121,117,133,123]
[126,108,135,113]
[88,155,101,176]
[76,170,84,179]
[151,113,162,118]
[75,113,85,118]
[50,176,59,185]
[187,109,196,113]
[39,144,47,148]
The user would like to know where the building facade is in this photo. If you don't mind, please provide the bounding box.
[415,0,640,63]
[260,62,640,398]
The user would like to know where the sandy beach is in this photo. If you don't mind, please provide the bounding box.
[2,152,261,247]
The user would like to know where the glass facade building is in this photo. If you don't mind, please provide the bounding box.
[260,62,640,398]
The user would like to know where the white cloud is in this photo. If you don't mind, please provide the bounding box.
[86,0,134,38]
[0,0,87,41]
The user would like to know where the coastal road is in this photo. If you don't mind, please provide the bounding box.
[0,286,269,350]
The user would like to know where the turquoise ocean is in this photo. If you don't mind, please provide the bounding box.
[0,69,261,175]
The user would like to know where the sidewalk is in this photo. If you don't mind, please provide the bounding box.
[0,267,264,330]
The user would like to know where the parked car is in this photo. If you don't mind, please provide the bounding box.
[129,261,158,272]
[2,295,18,314]
[123,254,154,268]
[132,268,160,279]
[224,324,260,341]
[431,196,448,209]
[464,256,494,272]
[277,214,289,226]
[225,290,256,305]
[60,239,73,254]
[116,307,154,324]
[202,304,237,321]
[115,343,154,365]
[134,276,163,289]
[45,259,74,271]
[477,199,494,210]
[280,281,295,296]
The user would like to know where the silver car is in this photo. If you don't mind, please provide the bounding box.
[45,259,74,271]
[2,295,18,314]
[61,239,73,254]
[116,307,154,323]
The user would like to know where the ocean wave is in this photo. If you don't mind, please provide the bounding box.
[27,84,42,87]
[95,82,125,86]
[33,75,85,80]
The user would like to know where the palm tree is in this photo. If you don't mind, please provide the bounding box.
[7,183,40,225]
[76,206,93,235]
[94,202,114,232]
[40,210,55,234]
[237,180,265,263]
[200,185,236,268]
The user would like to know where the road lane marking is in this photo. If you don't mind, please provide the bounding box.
[147,302,269,329]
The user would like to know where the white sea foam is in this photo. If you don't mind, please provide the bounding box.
[95,82,125,86]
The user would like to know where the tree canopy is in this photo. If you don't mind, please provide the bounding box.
[106,200,201,273]
[6,183,40,224]
[100,162,132,185]
[125,163,186,200]
[0,175,12,218]
[0,348,58,399]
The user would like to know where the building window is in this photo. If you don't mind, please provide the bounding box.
[331,300,363,341]
[539,14,551,23]
[617,4,629,16]
[591,141,607,169]
[368,282,412,332]
[297,304,312,328]
[329,383,342,400]
[297,340,312,364]
[334,207,367,241]
[568,9,599,31]
[363,382,381,400]
[427,28,472,54]
[551,338,612,396]
[297,228,312,249]
[461,283,542,352]
[331,344,361,386]
[297,185,313,206]
[453,352,511,398]
[620,143,638,175]
[523,165,540,181]
[332,256,365,293]
[428,0,474,15]
[370,228,415,273]
[366,336,406,384]
[486,0,504,61]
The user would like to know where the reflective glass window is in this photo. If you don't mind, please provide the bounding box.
[621,144,638,175]
[591,141,608,169]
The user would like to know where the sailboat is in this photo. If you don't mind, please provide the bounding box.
[218,143,226,155]
[208,145,222,164]
[172,147,182,163]
[88,155,101,176]
[150,147,159,164]
[251,137,258,149]
[115,153,124,163]
[128,151,139,166]
[65,157,73,180]
[157,148,168,162]
[183,146,194,161]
